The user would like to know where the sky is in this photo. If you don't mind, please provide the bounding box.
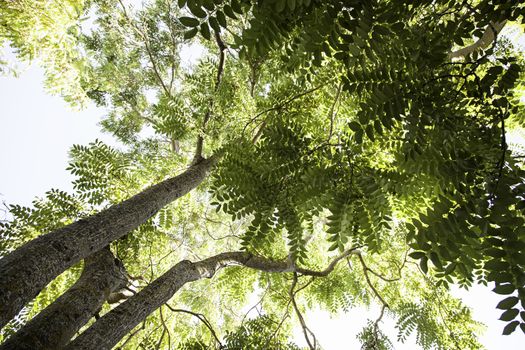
[1,24,525,350]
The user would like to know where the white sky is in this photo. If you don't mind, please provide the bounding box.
[1,23,525,348]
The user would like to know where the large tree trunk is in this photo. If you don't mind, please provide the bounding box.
[0,157,217,329]
[64,249,357,349]
[0,247,127,350]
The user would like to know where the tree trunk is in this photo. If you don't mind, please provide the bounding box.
[0,247,127,350]
[64,249,357,349]
[0,156,217,329]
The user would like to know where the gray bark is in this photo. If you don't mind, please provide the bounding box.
[0,156,217,329]
[0,247,127,350]
[64,248,359,349]
[449,21,506,59]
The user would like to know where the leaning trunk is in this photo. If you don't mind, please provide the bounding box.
[64,251,296,349]
[0,247,127,350]
[0,157,216,328]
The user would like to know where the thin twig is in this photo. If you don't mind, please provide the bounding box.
[356,254,389,308]
[117,0,171,96]
[243,81,333,138]
[192,31,227,164]
[327,81,343,142]
[289,273,317,350]
[164,305,223,348]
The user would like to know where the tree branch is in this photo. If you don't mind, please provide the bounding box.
[164,304,223,348]
[449,21,506,59]
[289,273,317,350]
[243,81,333,141]
[356,254,389,308]
[116,0,171,96]
[192,31,226,165]
[66,247,360,348]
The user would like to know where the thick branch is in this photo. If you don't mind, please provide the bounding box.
[65,248,358,349]
[0,156,218,328]
[0,248,127,350]
[449,21,506,59]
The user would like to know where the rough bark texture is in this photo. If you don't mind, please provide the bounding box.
[0,247,127,350]
[64,248,359,349]
[0,157,217,329]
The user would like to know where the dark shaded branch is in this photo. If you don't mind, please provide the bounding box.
[157,306,171,350]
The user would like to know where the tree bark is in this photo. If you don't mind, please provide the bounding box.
[0,247,127,350]
[64,248,359,349]
[0,156,217,329]
[449,21,506,59]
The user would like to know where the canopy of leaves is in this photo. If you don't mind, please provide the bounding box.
[1,0,525,348]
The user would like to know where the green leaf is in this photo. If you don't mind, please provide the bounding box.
[348,45,360,57]
[500,309,519,321]
[365,124,375,141]
[231,0,243,14]
[493,284,515,295]
[429,252,442,269]
[179,17,200,27]
[484,259,509,271]
[502,321,519,335]
[223,5,237,19]
[487,271,513,283]
[355,129,363,144]
[184,28,199,40]
[209,16,220,32]
[349,121,361,132]
[328,241,339,251]
[187,1,207,18]
[200,22,211,40]
[409,251,426,259]
[275,0,286,12]
[216,11,227,27]
[485,248,506,258]
[444,262,457,274]
[497,297,519,310]
[420,256,428,273]
[201,0,215,11]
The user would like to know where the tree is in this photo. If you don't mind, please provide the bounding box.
[0,247,127,350]
[1,0,525,348]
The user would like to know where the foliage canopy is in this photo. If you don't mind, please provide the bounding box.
[1,0,525,348]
